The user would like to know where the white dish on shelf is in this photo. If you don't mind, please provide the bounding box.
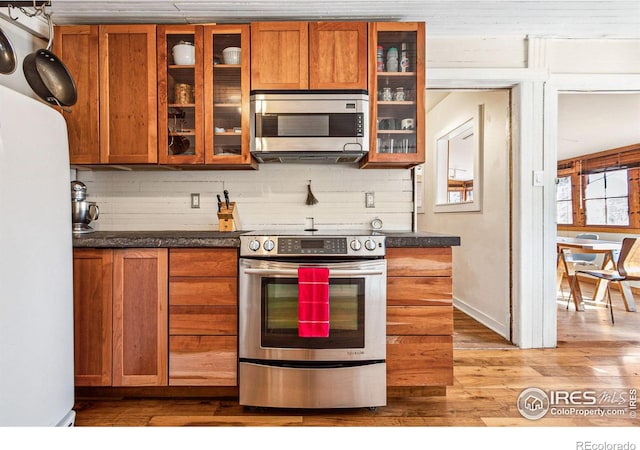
[172,42,195,65]
[222,47,241,65]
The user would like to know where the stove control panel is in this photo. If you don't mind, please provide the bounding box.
[240,235,386,258]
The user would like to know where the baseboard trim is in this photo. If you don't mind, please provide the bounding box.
[453,297,510,340]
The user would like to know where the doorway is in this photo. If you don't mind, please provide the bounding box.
[419,89,512,345]
[555,92,640,343]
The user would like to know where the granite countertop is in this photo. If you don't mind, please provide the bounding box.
[380,231,460,248]
[72,230,246,248]
[72,230,460,248]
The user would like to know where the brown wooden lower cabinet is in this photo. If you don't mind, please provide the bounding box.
[386,336,453,386]
[169,336,237,386]
[73,248,168,387]
[112,249,168,386]
[387,306,453,335]
[74,244,453,391]
[168,248,238,387]
[386,247,454,387]
[73,248,113,386]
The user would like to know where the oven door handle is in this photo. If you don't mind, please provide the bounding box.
[243,268,384,277]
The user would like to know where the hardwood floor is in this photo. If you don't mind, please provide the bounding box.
[73,294,639,427]
[557,279,640,344]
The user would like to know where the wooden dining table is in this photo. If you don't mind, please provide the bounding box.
[556,236,636,312]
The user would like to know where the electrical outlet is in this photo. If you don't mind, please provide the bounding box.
[365,192,375,208]
[191,193,200,208]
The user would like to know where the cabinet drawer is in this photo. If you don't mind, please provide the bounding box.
[169,248,238,277]
[386,336,453,386]
[170,278,237,306]
[387,306,453,335]
[170,305,237,335]
[387,276,452,306]
[386,248,452,277]
[169,336,237,386]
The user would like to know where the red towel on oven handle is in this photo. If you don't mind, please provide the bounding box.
[298,267,329,338]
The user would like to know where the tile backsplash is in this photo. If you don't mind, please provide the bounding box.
[76,165,414,232]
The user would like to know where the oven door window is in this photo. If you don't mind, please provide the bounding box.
[261,278,364,349]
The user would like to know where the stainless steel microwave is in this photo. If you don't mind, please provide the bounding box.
[250,90,369,163]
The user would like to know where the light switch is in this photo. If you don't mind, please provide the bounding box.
[533,170,544,187]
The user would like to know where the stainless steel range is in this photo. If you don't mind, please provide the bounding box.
[238,230,387,409]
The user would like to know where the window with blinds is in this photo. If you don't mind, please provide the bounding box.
[557,143,640,230]
[556,175,573,225]
[584,169,629,226]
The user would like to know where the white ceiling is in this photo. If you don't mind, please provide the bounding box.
[557,93,640,160]
[34,0,639,38]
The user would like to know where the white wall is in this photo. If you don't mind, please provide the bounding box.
[76,165,413,232]
[419,90,511,338]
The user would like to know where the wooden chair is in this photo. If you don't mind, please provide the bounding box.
[558,233,600,304]
[573,237,640,324]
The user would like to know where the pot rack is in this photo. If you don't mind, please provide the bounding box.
[1,1,51,20]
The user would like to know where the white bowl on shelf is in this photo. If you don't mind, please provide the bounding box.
[222,47,241,65]
[172,42,195,65]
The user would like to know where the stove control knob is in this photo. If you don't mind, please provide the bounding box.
[350,239,362,251]
[248,239,261,252]
[263,239,275,252]
[364,239,377,251]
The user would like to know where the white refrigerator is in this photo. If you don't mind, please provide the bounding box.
[0,85,75,426]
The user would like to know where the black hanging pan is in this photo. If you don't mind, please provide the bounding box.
[23,13,77,109]
[0,26,17,74]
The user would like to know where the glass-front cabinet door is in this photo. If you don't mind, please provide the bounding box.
[361,22,425,169]
[158,25,204,164]
[204,25,253,166]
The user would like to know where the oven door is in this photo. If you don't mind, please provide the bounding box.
[239,258,386,362]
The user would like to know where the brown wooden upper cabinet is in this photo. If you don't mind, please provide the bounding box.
[251,21,367,90]
[204,24,253,166]
[157,24,254,167]
[100,25,158,164]
[157,25,205,165]
[53,26,100,165]
[54,25,158,165]
[361,22,426,169]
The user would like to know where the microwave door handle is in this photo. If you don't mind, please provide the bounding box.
[243,268,384,277]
